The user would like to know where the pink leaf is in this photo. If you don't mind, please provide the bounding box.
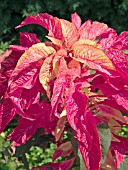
[112,90,128,112]
[71,12,81,29]
[98,28,117,49]
[66,89,101,170]
[51,75,65,118]
[107,49,128,81]
[112,31,128,50]
[79,21,108,40]
[8,102,57,145]
[20,32,40,47]
[114,149,125,168]
[16,13,63,40]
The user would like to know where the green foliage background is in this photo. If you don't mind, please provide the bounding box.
[0,0,128,53]
[0,0,128,169]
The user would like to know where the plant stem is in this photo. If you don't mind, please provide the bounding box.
[21,153,29,170]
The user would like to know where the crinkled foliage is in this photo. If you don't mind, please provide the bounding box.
[0,12,128,170]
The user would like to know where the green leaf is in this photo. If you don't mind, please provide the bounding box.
[98,123,111,164]
[78,148,87,170]
[7,162,17,170]
[119,155,128,170]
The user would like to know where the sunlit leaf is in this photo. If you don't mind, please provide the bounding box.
[71,44,115,75]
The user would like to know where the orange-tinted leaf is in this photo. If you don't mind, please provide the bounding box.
[60,19,78,48]
[108,119,122,135]
[71,44,115,75]
[73,39,101,48]
[9,43,56,85]
[53,49,67,76]
[68,59,81,77]
[55,113,66,141]
[46,36,62,47]
[39,55,54,92]
[101,149,117,170]
[98,104,125,123]
[53,141,73,162]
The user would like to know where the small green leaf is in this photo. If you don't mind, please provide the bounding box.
[78,148,87,170]
[98,123,111,164]
[7,162,17,170]
[119,155,128,170]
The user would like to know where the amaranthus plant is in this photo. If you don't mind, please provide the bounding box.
[0,12,128,170]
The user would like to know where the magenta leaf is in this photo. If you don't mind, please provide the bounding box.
[111,135,128,155]
[0,98,16,133]
[20,32,40,47]
[16,13,63,40]
[112,31,128,50]
[66,88,101,170]
[51,75,65,118]
[107,49,128,81]
[98,28,117,49]
[32,157,75,170]
[8,101,57,145]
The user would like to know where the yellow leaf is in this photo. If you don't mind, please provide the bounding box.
[53,49,67,77]
[108,118,122,135]
[56,141,73,157]
[68,59,81,77]
[60,19,78,48]
[46,36,62,47]
[73,39,101,48]
[39,55,54,92]
[71,44,115,74]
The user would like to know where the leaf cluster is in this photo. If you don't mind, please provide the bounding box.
[0,0,128,44]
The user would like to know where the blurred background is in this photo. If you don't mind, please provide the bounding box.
[0,0,128,54]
